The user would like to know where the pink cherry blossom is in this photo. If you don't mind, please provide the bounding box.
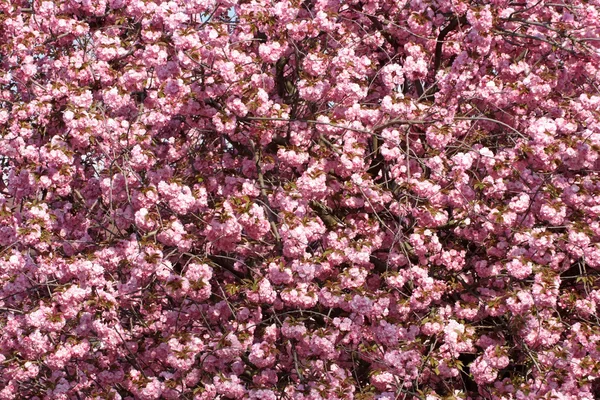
[1,1,600,399]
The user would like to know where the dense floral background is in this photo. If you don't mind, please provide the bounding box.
[1,0,600,398]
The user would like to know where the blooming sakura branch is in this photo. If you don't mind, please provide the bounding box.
[1,0,600,399]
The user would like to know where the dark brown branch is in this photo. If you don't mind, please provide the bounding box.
[434,15,468,73]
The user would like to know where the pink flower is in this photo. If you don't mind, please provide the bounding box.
[470,356,498,385]
[248,342,276,368]
[214,374,246,399]
[505,258,533,280]
[281,318,307,340]
[204,203,242,251]
[138,377,164,400]
[506,290,534,315]
[444,320,465,349]
[350,294,373,315]
[467,5,494,31]
[258,41,286,63]
[249,389,277,400]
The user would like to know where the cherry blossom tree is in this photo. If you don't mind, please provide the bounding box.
[1,0,600,399]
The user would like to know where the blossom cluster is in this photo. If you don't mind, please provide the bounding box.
[1,0,600,399]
